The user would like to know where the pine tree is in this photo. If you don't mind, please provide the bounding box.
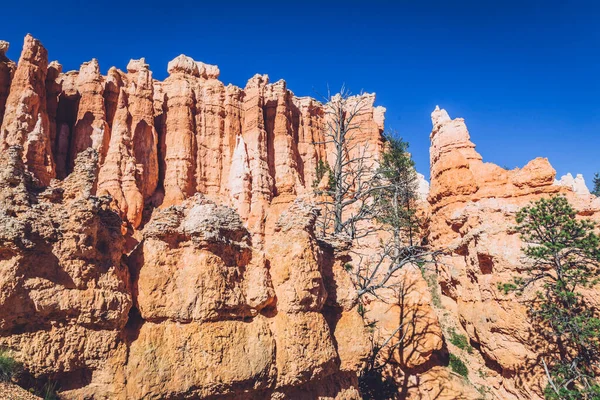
[592,172,600,197]
[353,134,437,296]
[503,196,600,399]
[373,134,420,246]
[312,159,334,191]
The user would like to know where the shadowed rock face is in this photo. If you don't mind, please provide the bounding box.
[0,41,16,129]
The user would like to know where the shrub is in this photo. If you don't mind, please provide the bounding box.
[448,328,473,354]
[312,159,333,192]
[357,302,365,317]
[449,354,468,378]
[0,350,20,381]
[421,269,442,308]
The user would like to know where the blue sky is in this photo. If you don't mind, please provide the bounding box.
[2,1,599,184]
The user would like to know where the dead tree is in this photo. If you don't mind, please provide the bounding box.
[349,134,440,297]
[353,241,441,298]
[313,85,382,240]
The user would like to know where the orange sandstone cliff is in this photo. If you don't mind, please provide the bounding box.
[426,106,600,399]
[0,35,379,399]
[0,35,598,400]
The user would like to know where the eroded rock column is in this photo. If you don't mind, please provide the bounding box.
[69,59,110,171]
[0,40,16,128]
[0,35,55,185]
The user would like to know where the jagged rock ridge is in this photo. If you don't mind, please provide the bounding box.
[0,36,385,240]
[427,106,600,399]
[0,35,380,400]
[1,34,599,400]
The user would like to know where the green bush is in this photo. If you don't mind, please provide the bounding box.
[502,196,600,398]
[448,328,473,354]
[0,350,20,381]
[421,269,442,308]
[449,354,468,378]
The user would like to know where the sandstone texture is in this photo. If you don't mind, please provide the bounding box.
[0,36,383,238]
[0,35,381,400]
[0,145,131,389]
[0,35,55,186]
[0,35,598,400]
[0,382,40,400]
[0,35,383,400]
[427,106,600,399]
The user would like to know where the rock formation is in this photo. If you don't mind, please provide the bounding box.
[427,106,600,399]
[96,59,159,228]
[0,146,131,389]
[554,172,590,195]
[0,41,16,129]
[0,35,380,400]
[1,35,598,400]
[0,36,383,236]
[0,35,55,186]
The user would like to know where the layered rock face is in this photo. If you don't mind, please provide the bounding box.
[0,146,131,387]
[0,36,381,399]
[0,145,368,398]
[0,37,383,237]
[2,34,597,400]
[427,106,600,399]
[112,199,367,399]
[0,35,55,186]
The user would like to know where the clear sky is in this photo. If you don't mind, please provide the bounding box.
[2,1,599,184]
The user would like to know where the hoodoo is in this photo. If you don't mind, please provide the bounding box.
[0,35,382,399]
[0,35,598,400]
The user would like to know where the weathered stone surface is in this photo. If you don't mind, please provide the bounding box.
[0,381,41,399]
[267,201,327,312]
[70,59,110,170]
[45,61,62,160]
[331,310,371,372]
[125,319,276,399]
[270,311,339,388]
[121,197,361,399]
[131,194,272,322]
[0,146,131,379]
[1,37,385,235]
[167,54,200,76]
[0,41,16,129]
[96,58,159,228]
[0,35,55,185]
[427,107,600,399]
